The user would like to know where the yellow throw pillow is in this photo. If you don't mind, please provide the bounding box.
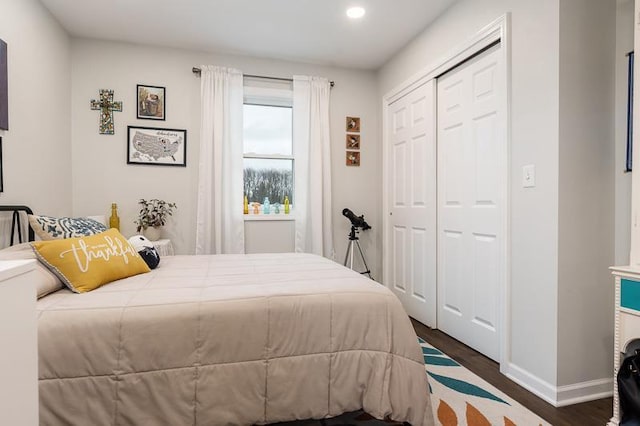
[31,228,150,293]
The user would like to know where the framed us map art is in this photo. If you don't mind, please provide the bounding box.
[127,126,186,167]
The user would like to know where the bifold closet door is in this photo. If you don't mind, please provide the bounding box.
[386,80,437,328]
[437,43,505,362]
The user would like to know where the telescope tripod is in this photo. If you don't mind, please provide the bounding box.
[343,226,372,279]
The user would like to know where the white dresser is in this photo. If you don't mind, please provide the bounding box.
[609,266,640,426]
[0,260,39,426]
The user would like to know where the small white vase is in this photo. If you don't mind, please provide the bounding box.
[144,226,162,241]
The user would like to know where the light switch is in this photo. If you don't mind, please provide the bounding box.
[523,164,535,188]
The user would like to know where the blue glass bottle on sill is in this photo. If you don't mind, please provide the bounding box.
[263,197,270,214]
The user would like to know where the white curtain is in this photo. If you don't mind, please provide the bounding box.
[293,76,334,258]
[195,66,244,254]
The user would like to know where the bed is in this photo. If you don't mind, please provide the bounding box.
[1,206,434,426]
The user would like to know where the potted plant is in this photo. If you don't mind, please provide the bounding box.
[134,198,177,241]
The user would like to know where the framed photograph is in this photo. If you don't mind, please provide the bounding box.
[346,151,360,167]
[346,134,360,150]
[127,126,186,167]
[0,39,8,130]
[346,116,360,132]
[137,84,165,120]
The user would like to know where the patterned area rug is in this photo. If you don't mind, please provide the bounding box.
[280,338,550,426]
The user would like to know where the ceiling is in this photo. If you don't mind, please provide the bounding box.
[39,0,457,70]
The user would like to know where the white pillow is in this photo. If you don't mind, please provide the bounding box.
[0,243,64,298]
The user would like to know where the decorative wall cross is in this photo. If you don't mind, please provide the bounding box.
[90,89,122,135]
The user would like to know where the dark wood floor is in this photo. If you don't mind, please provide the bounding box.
[411,319,613,426]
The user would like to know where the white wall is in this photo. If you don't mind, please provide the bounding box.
[378,0,561,390]
[557,0,615,390]
[244,220,294,254]
[615,0,634,266]
[0,0,71,218]
[70,39,381,277]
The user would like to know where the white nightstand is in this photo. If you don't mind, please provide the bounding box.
[152,239,174,256]
[0,259,39,426]
[609,266,640,426]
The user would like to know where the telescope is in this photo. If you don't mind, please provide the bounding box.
[342,208,371,231]
[342,208,372,279]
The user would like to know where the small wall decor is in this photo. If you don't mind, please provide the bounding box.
[0,39,8,130]
[137,85,165,120]
[346,134,360,150]
[90,89,122,135]
[346,116,360,132]
[346,151,360,167]
[345,116,361,166]
[127,126,186,167]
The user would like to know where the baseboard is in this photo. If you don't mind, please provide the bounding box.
[555,378,613,407]
[503,363,613,407]
[503,362,558,406]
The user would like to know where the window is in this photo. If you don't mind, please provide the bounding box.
[243,86,293,212]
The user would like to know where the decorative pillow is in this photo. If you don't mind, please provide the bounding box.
[0,243,64,298]
[31,229,150,293]
[128,235,160,269]
[28,214,108,241]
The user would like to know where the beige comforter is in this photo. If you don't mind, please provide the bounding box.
[36,253,434,425]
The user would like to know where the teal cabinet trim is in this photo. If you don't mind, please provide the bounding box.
[622,279,640,311]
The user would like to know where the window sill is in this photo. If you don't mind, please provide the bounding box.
[243,214,295,222]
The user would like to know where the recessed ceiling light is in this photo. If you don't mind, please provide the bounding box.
[346,7,365,19]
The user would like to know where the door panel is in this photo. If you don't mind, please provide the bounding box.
[442,230,464,317]
[412,135,427,206]
[393,225,406,292]
[411,227,427,301]
[437,43,504,361]
[393,141,407,207]
[386,80,437,327]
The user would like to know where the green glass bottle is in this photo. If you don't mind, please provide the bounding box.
[284,196,290,214]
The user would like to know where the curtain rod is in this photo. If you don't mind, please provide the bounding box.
[192,67,334,88]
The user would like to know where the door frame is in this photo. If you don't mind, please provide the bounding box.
[382,14,512,369]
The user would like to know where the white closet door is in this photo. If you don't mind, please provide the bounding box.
[386,80,437,327]
[437,44,505,361]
